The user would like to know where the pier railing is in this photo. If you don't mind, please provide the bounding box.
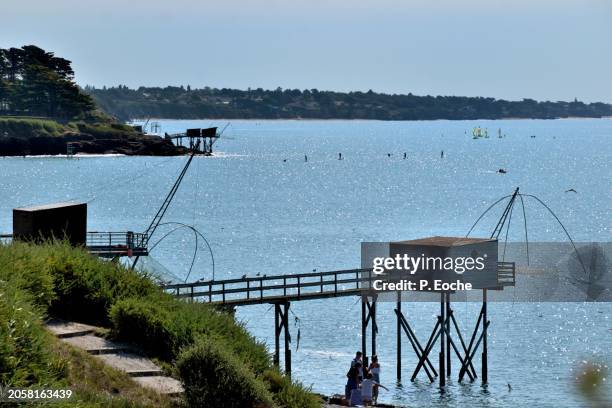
[496,261,515,286]
[161,268,374,305]
[161,262,516,305]
[86,231,148,257]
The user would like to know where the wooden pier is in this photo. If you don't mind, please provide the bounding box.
[161,262,515,385]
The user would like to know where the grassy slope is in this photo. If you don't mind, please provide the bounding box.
[0,116,138,139]
[0,241,319,408]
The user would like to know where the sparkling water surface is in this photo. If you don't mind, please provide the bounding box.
[1,119,610,407]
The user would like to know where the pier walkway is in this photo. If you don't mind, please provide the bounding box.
[161,268,373,306]
[160,262,516,306]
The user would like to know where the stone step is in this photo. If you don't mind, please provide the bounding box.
[63,334,133,354]
[46,319,97,338]
[95,352,164,377]
[133,376,185,395]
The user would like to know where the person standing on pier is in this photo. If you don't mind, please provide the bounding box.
[369,355,381,405]
[351,351,363,379]
[345,362,361,400]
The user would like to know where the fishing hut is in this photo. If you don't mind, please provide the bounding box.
[10,201,148,258]
[165,127,219,155]
[13,202,87,246]
[361,236,515,388]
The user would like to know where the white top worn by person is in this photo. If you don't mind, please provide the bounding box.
[361,378,377,401]
[361,373,388,405]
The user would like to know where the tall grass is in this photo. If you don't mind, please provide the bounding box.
[0,280,66,387]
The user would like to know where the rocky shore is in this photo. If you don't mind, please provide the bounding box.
[0,118,187,156]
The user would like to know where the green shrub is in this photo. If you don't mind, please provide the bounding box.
[177,337,275,408]
[40,242,160,325]
[262,369,321,408]
[109,297,177,360]
[76,123,136,139]
[110,296,270,373]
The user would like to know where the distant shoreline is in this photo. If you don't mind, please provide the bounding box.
[129,116,612,122]
[88,85,612,122]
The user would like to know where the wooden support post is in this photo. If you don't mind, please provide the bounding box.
[459,320,490,382]
[395,309,437,382]
[439,317,475,381]
[450,311,477,379]
[284,302,291,377]
[410,318,441,382]
[274,301,291,377]
[396,291,401,382]
[439,292,446,388]
[446,293,451,377]
[458,303,484,382]
[371,295,377,358]
[482,289,488,385]
[361,297,368,367]
[274,303,280,367]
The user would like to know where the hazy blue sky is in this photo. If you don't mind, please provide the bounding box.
[3,0,611,102]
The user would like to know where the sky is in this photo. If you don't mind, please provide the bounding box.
[3,0,612,102]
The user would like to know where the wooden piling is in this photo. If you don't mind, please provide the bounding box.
[274,303,280,367]
[446,293,451,377]
[371,295,377,357]
[396,291,401,381]
[482,289,488,385]
[361,298,368,367]
[284,302,291,377]
[439,292,446,388]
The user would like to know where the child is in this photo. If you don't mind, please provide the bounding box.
[360,372,388,407]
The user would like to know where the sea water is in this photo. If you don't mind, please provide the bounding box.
[1,119,610,407]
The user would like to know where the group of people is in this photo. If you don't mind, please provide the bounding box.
[345,351,388,407]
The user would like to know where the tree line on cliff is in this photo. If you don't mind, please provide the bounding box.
[0,45,95,119]
[85,84,612,121]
